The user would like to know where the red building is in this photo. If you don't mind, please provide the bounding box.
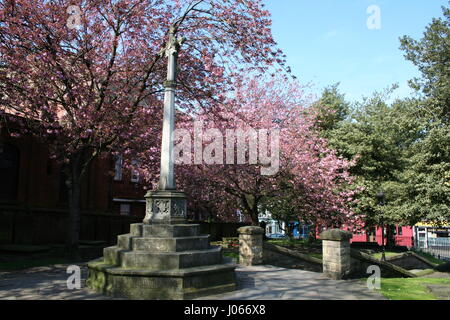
[0,129,146,218]
[347,226,414,247]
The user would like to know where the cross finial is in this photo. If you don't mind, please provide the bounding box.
[159,25,186,58]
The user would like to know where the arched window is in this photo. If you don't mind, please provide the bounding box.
[0,142,20,201]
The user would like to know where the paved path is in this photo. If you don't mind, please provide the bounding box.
[422,271,450,279]
[0,264,385,300]
[0,264,111,300]
[197,265,385,300]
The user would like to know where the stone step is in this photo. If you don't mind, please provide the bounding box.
[103,246,128,265]
[120,246,223,270]
[130,223,200,238]
[130,224,144,237]
[87,261,236,300]
[117,234,137,250]
[131,235,210,252]
[98,262,236,277]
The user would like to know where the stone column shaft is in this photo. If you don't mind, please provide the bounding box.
[158,28,184,191]
[159,80,176,190]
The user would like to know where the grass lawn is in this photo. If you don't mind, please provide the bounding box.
[414,269,436,277]
[212,240,240,263]
[411,249,447,265]
[266,238,321,247]
[371,251,403,260]
[223,251,239,262]
[379,278,450,300]
[306,252,323,260]
[370,250,448,266]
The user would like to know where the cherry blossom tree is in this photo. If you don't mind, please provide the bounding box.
[0,0,285,255]
[172,76,361,227]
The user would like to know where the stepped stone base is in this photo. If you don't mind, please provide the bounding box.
[87,260,236,300]
[86,222,237,300]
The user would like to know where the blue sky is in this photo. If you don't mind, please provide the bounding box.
[265,0,448,103]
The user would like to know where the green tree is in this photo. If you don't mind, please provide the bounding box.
[313,83,350,134]
[320,4,450,231]
[328,91,422,226]
[261,185,308,239]
[397,4,450,225]
[400,5,450,123]
[316,84,427,251]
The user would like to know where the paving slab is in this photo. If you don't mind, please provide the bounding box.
[0,264,385,300]
[0,264,114,300]
[196,265,385,300]
[426,285,450,300]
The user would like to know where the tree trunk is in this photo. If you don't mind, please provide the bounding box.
[65,156,83,260]
[287,222,295,239]
[259,220,267,240]
[381,225,386,261]
[250,210,259,226]
[308,223,317,243]
[241,195,260,226]
[387,225,395,248]
[250,197,260,226]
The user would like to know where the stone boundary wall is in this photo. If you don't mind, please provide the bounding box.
[260,242,417,279]
[0,207,141,245]
[244,239,417,282]
[233,225,417,279]
[260,243,418,279]
[350,249,417,278]
[262,242,322,272]
[385,252,437,270]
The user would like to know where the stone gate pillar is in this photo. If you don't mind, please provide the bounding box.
[320,229,353,280]
[238,226,264,266]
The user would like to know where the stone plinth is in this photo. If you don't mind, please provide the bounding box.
[238,226,264,266]
[320,229,353,280]
[86,190,236,300]
[143,190,187,224]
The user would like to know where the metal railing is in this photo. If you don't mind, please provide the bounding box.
[414,237,450,261]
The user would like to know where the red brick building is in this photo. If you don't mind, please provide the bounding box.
[349,226,414,247]
[0,130,146,218]
[0,121,249,245]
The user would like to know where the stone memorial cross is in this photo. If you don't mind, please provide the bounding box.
[143,26,187,225]
[158,26,185,191]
